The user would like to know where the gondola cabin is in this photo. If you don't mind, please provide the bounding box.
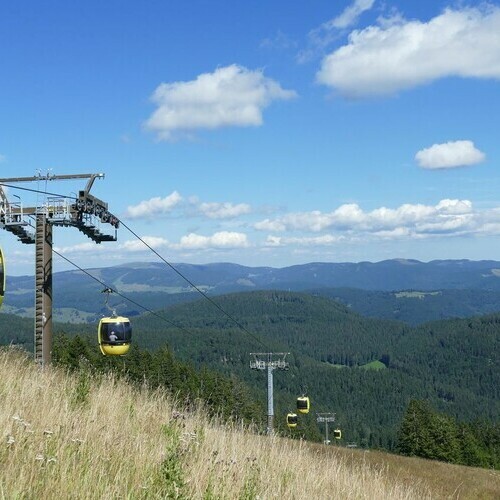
[0,246,5,309]
[98,316,132,356]
[297,396,310,414]
[333,429,342,440]
[286,413,298,429]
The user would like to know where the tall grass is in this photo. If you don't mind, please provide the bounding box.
[0,348,445,498]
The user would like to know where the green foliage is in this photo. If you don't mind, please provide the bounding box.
[360,360,386,370]
[239,463,260,500]
[398,400,500,468]
[70,370,92,408]
[51,333,264,428]
[312,287,500,325]
[156,424,186,499]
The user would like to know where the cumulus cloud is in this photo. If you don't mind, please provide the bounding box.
[54,242,107,254]
[177,231,250,250]
[255,199,478,237]
[415,140,485,169]
[145,64,296,141]
[298,0,375,62]
[125,191,182,219]
[198,202,251,219]
[317,5,500,97]
[327,0,376,30]
[265,234,342,247]
[254,219,287,232]
[121,237,170,252]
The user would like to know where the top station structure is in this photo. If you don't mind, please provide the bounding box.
[0,172,119,365]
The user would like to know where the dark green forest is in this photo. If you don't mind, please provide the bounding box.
[398,400,500,468]
[1,290,499,467]
[310,287,500,325]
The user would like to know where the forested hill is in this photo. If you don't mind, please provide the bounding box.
[309,287,500,325]
[131,291,499,446]
[134,291,405,366]
[1,290,499,450]
[6,259,500,325]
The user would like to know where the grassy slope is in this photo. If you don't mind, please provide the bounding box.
[1,348,498,499]
[2,292,498,450]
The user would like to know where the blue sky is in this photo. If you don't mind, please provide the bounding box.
[2,0,500,275]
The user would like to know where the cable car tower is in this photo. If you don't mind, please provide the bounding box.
[317,413,336,445]
[250,352,289,435]
[0,173,119,366]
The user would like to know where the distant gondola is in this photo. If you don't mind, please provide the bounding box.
[297,396,310,414]
[286,413,298,429]
[98,315,132,356]
[333,429,342,440]
[0,246,5,309]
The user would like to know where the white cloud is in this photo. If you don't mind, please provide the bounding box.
[266,234,342,247]
[254,199,477,236]
[121,237,170,252]
[177,231,249,250]
[317,6,500,97]
[145,64,297,141]
[299,0,375,63]
[265,235,283,247]
[125,191,182,219]
[415,140,485,169]
[54,242,107,254]
[328,0,376,30]
[254,219,287,232]
[198,202,251,219]
[260,30,297,50]
[372,227,411,239]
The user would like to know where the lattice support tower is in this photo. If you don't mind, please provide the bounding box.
[250,352,290,435]
[0,173,119,366]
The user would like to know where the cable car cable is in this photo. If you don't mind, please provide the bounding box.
[118,219,269,350]
[52,248,194,336]
[0,182,67,199]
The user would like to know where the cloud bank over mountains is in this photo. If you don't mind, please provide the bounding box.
[56,195,500,260]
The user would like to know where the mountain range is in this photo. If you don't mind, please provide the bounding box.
[4,259,500,324]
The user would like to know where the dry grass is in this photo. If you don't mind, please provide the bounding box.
[0,348,497,499]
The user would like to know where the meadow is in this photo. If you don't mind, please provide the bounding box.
[1,348,498,499]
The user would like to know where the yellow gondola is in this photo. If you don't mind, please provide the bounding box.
[286,413,298,429]
[333,429,342,440]
[0,246,5,309]
[297,396,310,414]
[98,316,132,356]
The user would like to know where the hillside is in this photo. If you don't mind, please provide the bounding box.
[2,290,498,452]
[6,259,500,324]
[310,287,500,325]
[132,291,500,447]
[1,348,498,499]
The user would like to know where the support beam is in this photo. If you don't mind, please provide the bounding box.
[317,413,336,445]
[35,214,53,366]
[267,364,274,435]
[250,352,289,436]
[1,172,116,365]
